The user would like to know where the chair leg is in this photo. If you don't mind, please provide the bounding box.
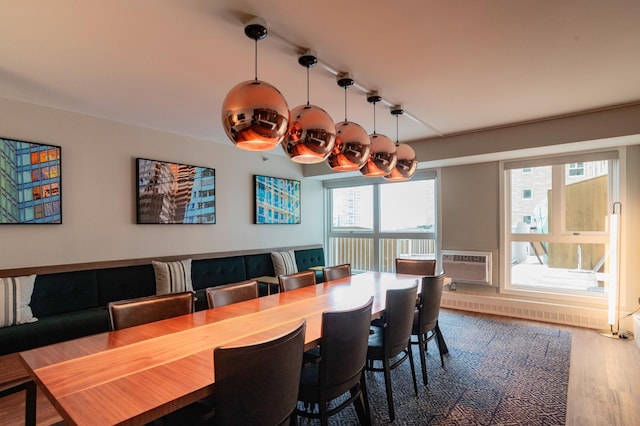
[360,370,372,425]
[418,332,429,386]
[289,409,298,426]
[382,357,395,422]
[25,380,36,426]
[435,322,449,358]
[352,380,371,426]
[407,346,418,396]
[319,401,329,426]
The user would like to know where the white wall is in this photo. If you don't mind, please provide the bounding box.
[0,97,324,269]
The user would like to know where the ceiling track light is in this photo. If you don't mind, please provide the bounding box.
[283,49,336,164]
[327,72,371,172]
[360,91,397,177]
[266,29,442,135]
[221,17,290,151]
[384,106,418,181]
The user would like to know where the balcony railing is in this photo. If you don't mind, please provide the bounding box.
[328,237,436,272]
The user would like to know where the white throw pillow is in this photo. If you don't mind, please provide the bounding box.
[152,259,194,295]
[270,250,298,276]
[0,275,38,328]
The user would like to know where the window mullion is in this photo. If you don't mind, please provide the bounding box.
[552,164,565,235]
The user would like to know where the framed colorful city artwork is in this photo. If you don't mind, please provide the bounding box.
[254,175,301,224]
[0,137,62,224]
[136,158,216,224]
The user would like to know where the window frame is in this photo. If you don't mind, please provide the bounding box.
[324,170,438,272]
[500,149,622,304]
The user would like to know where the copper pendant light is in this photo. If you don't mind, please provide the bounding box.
[221,18,289,151]
[282,50,336,164]
[360,92,397,177]
[385,106,417,181]
[327,73,371,171]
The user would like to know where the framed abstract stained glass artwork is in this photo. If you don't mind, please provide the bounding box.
[0,137,62,224]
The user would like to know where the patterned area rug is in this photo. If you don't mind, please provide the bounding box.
[321,309,572,425]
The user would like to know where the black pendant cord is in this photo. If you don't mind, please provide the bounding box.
[253,39,258,81]
[395,114,400,146]
[306,66,311,106]
[372,101,377,135]
[344,86,348,122]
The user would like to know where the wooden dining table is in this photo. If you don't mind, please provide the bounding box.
[19,271,423,426]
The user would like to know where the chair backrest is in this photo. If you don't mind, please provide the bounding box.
[383,283,419,357]
[320,296,373,399]
[278,270,316,292]
[417,273,445,334]
[322,263,351,282]
[206,280,259,309]
[214,319,306,426]
[395,258,436,276]
[108,291,194,331]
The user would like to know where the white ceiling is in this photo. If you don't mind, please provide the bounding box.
[1,0,639,148]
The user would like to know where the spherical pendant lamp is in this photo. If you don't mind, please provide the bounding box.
[221,18,289,151]
[282,51,336,164]
[360,92,397,177]
[327,74,370,171]
[385,107,417,181]
[385,143,417,181]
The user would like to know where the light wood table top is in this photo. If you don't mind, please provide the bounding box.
[20,271,422,426]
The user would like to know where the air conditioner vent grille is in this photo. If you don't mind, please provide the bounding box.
[442,250,492,285]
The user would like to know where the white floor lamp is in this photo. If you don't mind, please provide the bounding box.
[600,202,628,339]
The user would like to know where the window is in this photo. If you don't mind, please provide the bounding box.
[326,171,437,272]
[503,150,618,300]
[568,162,584,176]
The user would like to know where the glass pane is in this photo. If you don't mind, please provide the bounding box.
[564,160,609,232]
[379,238,436,272]
[380,180,435,232]
[511,241,608,293]
[331,186,373,232]
[510,166,551,234]
[328,237,374,272]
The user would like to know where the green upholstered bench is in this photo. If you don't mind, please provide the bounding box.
[0,245,324,356]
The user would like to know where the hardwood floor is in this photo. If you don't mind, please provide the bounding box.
[1,313,638,425]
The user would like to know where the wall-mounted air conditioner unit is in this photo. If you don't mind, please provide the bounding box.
[442,250,492,285]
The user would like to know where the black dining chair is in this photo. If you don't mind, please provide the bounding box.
[366,283,419,422]
[108,291,194,331]
[297,296,374,426]
[396,257,449,360]
[212,319,306,426]
[278,270,316,292]
[206,279,259,308]
[321,263,351,282]
[412,273,447,386]
[395,258,436,275]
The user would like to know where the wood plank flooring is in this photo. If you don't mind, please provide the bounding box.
[1,311,638,425]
